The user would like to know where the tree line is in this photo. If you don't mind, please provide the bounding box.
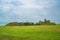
[6,19,56,26]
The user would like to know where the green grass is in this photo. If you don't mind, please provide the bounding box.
[0,25,60,40]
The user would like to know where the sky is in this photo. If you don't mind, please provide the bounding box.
[0,0,60,25]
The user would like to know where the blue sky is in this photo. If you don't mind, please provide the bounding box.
[0,0,60,25]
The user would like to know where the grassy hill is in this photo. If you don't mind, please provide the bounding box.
[0,25,60,40]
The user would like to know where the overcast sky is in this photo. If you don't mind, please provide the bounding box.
[0,0,60,25]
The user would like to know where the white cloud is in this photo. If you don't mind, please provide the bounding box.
[18,0,56,8]
[1,0,56,9]
[0,0,56,16]
[20,5,44,8]
[17,0,35,5]
[0,0,57,22]
[1,0,54,8]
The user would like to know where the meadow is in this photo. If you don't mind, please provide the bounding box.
[0,25,60,40]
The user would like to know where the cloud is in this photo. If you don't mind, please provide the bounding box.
[0,0,56,11]
[0,0,56,9]
[0,0,60,24]
[17,0,35,5]
[0,0,56,15]
[19,0,56,8]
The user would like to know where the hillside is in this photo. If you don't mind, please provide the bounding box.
[0,25,60,40]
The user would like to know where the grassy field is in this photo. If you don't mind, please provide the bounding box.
[0,25,60,40]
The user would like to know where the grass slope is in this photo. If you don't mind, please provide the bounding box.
[0,25,60,40]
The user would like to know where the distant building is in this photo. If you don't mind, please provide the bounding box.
[6,19,56,26]
[38,19,56,25]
